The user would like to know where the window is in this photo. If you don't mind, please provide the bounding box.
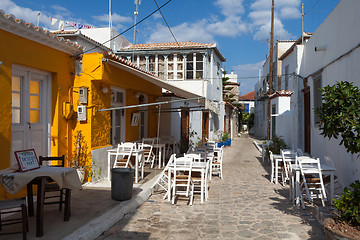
[186,53,194,80]
[139,56,146,70]
[167,54,183,80]
[284,65,289,90]
[149,55,156,74]
[12,76,22,123]
[195,53,203,79]
[158,55,165,79]
[313,73,322,123]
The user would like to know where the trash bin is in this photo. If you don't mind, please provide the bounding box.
[111,168,134,201]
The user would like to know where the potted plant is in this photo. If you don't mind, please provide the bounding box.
[70,130,91,184]
[323,180,360,240]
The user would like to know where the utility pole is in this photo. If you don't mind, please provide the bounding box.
[267,0,275,140]
[109,0,112,50]
[302,3,304,44]
[132,0,141,62]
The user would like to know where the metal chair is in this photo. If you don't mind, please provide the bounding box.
[0,197,28,240]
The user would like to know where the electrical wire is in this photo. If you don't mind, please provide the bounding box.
[75,0,173,56]
[153,0,181,48]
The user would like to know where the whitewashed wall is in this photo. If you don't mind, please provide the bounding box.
[300,0,360,186]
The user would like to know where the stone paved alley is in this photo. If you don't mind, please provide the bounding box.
[97,136,325,239]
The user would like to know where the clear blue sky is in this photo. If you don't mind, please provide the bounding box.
[0,0,340,94]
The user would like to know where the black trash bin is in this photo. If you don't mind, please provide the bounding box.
[111,168,134,201]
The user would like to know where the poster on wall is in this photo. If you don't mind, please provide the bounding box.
[14,149,40,172]
[131,113,140,126]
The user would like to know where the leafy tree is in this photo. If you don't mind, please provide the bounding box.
[315,81,360,154]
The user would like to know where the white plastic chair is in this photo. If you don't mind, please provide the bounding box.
[299,157,327,208]
[113,142,135,169]
[171,156,195,205]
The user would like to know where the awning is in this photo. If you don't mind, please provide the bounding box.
[102,58,201,99]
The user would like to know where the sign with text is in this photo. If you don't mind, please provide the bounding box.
[14,149,40,172]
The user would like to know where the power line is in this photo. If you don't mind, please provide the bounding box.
[76,0,173,56]
[153,0,181,48]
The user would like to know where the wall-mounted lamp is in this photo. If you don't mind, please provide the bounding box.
[102,87,109,93]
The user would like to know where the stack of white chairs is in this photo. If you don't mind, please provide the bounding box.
[211,146,224,179]
[269,151,284,184]
[280,149,297,199]
[113,142,135,169]
[140,138,156,168]
[171,156,195,205]
[299,157,327,208]
[151,154,176,199]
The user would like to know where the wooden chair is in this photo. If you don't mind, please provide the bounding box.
[39,155,71,221]
[113,143,135,169]
[151,154,176,200]
[211,146,224,179]
[0,197,28,240]
[171,156,195,205]
[299,157,327,208]
[140,139,156,168]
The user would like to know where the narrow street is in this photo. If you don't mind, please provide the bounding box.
[97,136,325,239]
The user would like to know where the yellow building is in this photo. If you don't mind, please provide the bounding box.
[0,11,199,199]
[0,11,82,199]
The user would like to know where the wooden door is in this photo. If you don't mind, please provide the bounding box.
[202,111,209,140]
[180,108,189,153]
[304,86,311,154]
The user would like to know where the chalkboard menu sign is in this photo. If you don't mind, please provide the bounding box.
[14,149,40,172]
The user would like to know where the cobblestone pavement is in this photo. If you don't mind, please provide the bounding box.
[97,137,325,239]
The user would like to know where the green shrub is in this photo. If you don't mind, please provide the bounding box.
[266,135,287,155]
[333,180,360,226]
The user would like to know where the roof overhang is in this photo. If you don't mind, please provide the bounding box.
[102,58,201,99]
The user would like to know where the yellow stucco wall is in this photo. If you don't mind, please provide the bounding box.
[0,29,78,199]
[71,53,162,180]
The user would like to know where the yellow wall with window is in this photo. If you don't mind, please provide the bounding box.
[0,28,79,199]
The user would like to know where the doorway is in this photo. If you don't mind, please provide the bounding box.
[110,88,126,145]
[304,86,311,154]
[11,65,51,165]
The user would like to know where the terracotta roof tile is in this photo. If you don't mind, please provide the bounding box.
[0,10,83,52]
[239,91,255,100]
[103,51,158,78]
[124,41,216,50]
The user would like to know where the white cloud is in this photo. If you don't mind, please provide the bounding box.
[280,7,301,19]
[0,0,53,28]
[147,21,215,43]
[51,5,72,17]
[248,0,300,41]
[93,13,132,24]
[233,61,264,94]
[146,0,247,43]
[214,0,245,16]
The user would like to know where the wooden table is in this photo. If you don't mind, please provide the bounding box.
[107,148,144,183]
[0,166,81,237]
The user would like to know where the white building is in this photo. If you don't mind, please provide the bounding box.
[116,41,226,150]
[254,40,295,139]
[299,0,360,187]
